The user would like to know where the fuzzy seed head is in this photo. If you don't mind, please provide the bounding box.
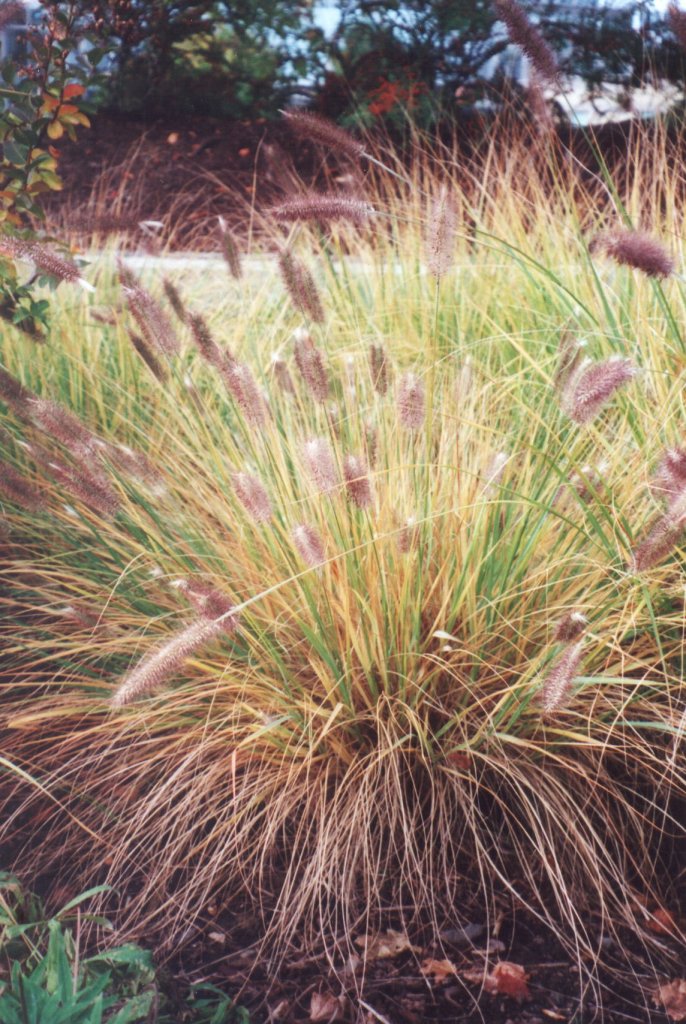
[232,471,272,523]
[163,278,187,322]
[0,236,82,283]
[0,366,33,415]
[553,611,588,643]
[120,264,180,356]
[294,332,329,402]
[369,343,391,396]
[397,372,425,430]
[425,186,457,278]
[126,330,168,381]
[539,640,584,716]
[494,0,559,83]
[42,457,120,519]
[218,217,243,280]
[29,398,99,457]
[223,362,265,426]
[282,109,366,159]
[292,523,326,568]
[630,497,686,572]
[652,448,686,507]
[0,460,42,511]
[270,194,374,226]
[343,454,373,509]
[302,436,338,493]
[112,612,238,706]
[188,312,225,368]
[592,229,675,279]
[560,356,637,424]
[278,250,325,324]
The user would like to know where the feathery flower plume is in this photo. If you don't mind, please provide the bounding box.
[526,70,555,134]
[365,419,378,467]
[343,454,373,509]
[270,354,296,395]
[218,216,243,280]
[560,355,637,424]
[126,329,169,382]
[0,366,33,415]
[0,460,42,511]
[28,398,100,458]
[41,456,120,519]
[425,186,457,278]
[553,611,588,643]
[232,471,273,523]
[223,361,265,426]
[397,372,426,430]
[302,436,338,493]
[652,447,686,507]
[270,194,374,226]
[293,523,326,568]
[163,278,187,322]
[108,444,165,492]
[369,343,391,396]
[119,263,180,356]
[0,236,94,291]
[169,578,238,628]
[278,250,325,323]
[112,611,238,706]
[539,640,584,716]
[669,4,686,50]
[293,329,329,402]
[89,307,119,326]
[187,312,225,368]
[282,109,366,160]
[591,229,675,279]
[630,496,686,572]
[554,333,587,391]
[494,0,559,83]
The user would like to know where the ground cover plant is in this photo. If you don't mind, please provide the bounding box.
[1,102,686,1017]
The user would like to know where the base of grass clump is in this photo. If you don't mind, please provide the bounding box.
[2,116,686,1005]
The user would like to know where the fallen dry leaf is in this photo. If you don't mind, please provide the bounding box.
[653,979,686,1021]
[462,960,531,1002]
[309,991,346,1022]
[647,906,679,935]
[420,957,459,984]
[355,928,420,959]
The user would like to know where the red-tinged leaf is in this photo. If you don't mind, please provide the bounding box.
[41,93,61,112]
[647,907,679,935]
[62,83,85,100]
[653,979,686,1021]
[462,961,531,1002]
[420,958,458,984]
[57,103,79,116]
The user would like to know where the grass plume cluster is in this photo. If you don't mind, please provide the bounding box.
[1,114,686,994]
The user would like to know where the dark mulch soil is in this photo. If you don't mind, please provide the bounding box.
[163,902,683,1023]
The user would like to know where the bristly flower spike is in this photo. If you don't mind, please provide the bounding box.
[292,523,326,568]
[630,494,686,572]
[232,471,273,523]
[281,109,366,160]
[560,355,637,424]
[293,329,329,402]
[111,610,239,706]
[0,459,43,511]
[270,354,296,395]
[0,236,94,291]
[302,436,338,493]
[223,361,266,426]
[369,343,391,396]
[343,454,373,509]
[652,447,686,507]
[590,229,675,279]
[163,278,187,322]
[270,194,374,226]
[218,216,243,280]
[539,640,584,716]
[397,372,425,430]
[553,611,588,643]
[494,0,559,83]
[278,250,325,323]
[425,185,457,278]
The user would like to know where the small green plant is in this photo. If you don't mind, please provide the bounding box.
[0,874,248,1023]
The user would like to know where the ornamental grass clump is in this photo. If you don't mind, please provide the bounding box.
[1,116,686,999]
